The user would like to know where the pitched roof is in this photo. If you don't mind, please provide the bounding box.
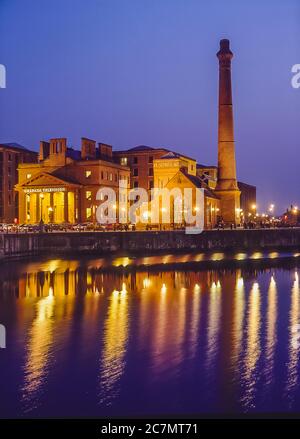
[113,145,196,161]
[181,169,219,199]
[0,142,37,153]
[160,151,181,159]
[197,163,218,169]
[128,145,155,151]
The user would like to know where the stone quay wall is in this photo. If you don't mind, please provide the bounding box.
[0,229,300,260]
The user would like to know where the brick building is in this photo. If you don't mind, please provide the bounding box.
[0,143,38,223]
[16,138,130,224]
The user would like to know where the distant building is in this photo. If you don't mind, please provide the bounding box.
[0,143,38,223]
[163,169,220,229]
[113,146,169,193]
[238,181,257,218]
[15,138,130,224]
[281,205,300,226]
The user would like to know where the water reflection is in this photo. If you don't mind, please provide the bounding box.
[205,278,222,383]
[265,276,277,387]
[99,283,129,406]
[0,257,300,416]
[242,282,261,410]
[21,287,55,412]
[285,271,300,405]
[231,275,245,373]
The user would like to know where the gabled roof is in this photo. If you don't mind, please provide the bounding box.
[166,169,219,200]
[17,171,82,188]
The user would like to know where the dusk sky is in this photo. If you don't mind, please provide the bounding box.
[0,0,299,213]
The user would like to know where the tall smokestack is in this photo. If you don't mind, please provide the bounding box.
[215,39,241,225]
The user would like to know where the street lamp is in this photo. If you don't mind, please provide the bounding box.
[269,204,275,213]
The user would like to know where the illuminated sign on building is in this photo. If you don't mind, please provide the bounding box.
[24,187,66,193]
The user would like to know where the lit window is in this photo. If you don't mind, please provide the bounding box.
[26,173,32,179]
[85,170,91,178]
[86,207,92,220]
[109,173,113,181]
[120,157,127,166]
[86,191,92,201]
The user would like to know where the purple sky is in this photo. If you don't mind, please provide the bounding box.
[0,0,299,214]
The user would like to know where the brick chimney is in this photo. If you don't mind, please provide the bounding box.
[81,138,96,160]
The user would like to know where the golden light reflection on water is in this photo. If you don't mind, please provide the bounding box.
[285,271,300,404]
[189,283,201,358]
[99,283,129,406]
[205,278,222,377]
[265,276,277,386]
[2,257,300,414]
[231,275,245,372]
[242,282,261,410]
[21,288,55,412]
[251,252,263,260]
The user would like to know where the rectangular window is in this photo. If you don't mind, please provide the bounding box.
[148,167,153,176]
[85,170,92,178]
[86,207,92,221]
[134,181,139,188]
[133,168,138,177]
[8,153,12,162]
[109,173,113,181]
[86,191,92,201]
[149,180,154,189]
[8,180,12,190]
[101,171,104,179]
[133,157,138,164]
[149,156,153,163]
[120,157,127,166]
